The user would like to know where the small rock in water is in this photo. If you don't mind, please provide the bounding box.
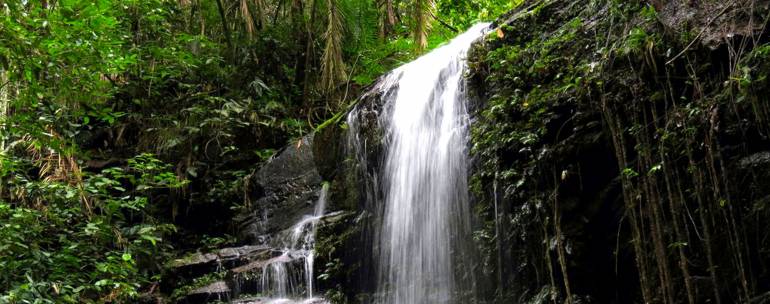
[181,281,231,303]
[190,281,230,294]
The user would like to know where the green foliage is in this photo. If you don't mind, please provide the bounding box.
[437,0,523,29]
[0,0,129,150]
[0,154,182,303]
[473,14,591,192]
[346,0,524,86]
[0,3,189,300]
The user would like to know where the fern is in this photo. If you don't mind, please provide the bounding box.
[339,0,380,53]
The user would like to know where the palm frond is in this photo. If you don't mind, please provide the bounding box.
[25,131,90,214]
[321,0,347,93]
[412,0,434,51]
[253,0,268,28]
[240,0,256,37]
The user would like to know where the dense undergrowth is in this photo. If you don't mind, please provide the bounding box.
[469,0,770,302]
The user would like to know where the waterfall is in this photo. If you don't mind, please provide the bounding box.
[350,23,490,304]
[259,183,329,302]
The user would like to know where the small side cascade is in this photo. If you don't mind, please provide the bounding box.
[258,183,329,302]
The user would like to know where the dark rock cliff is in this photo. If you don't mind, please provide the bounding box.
[468,0,770,303]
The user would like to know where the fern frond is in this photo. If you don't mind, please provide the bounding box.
[341,0,380,51]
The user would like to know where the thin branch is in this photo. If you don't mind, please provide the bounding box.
[430,12,458,33]
[215,0,234,57]
[665,3,733,65]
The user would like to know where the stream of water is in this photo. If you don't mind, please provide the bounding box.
[257,184,329,304]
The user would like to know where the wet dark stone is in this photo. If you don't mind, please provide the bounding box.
[313,123,346,181]
[179,281,231,304]
[739,151,770,169]
[237,135,323,244]
[165,245,272,292]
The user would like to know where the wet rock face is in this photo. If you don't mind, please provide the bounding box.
[307,84,392,301]
[656,1,761,50]
[313,123,346,182]
[167,245,272,281]
[738,151,770,169]
[238,135,323,244]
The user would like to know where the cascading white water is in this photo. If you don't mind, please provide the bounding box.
[369,23,490,304]
[259,183,329,303]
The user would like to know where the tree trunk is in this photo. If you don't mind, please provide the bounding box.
[292,0,308,106]
[302,0,320,105]
[215,0,234,58]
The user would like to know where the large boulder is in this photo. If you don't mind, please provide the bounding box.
[237,135,323,244]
